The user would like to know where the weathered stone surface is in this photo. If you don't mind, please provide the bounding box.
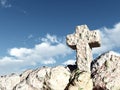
[66,25,101,72]
[45,66,70,90]
[66,25,101,90]
[0,66,70,90]
[67,69,93,90]
[20,69,33,82]
[26,67,51,90]
[66,25,101,49]
[92,51,120,90]
[13,67,51,90]
[0,74,20,90]
[13,80,35,90]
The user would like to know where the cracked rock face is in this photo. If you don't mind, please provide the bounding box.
[67,69,93,90]
[0,66,71,90]
[92,51,120,90]
[0,74,20,90]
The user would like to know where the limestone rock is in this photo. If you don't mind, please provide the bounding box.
[45,66,71,90]
[0,74,20,90]
[26,67,51,90]
[92,51,120,90]
[13,67,51,90]
[0,66,71,90]
[13,80,35,90]
[20,69,33,81]
[67,69,93,90]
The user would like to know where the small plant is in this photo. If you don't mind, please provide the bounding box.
[78,87,83,90]
[64,72,68,76]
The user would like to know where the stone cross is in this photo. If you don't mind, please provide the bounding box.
[66,25,101,72]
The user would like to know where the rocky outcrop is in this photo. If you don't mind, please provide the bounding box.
[92,51,120,90]
[0,74,20,90]
[67,69,93,90]
[1,51,120,90]
[0,66,71,90]
[0,65,93,90]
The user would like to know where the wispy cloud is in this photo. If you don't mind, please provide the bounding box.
[0,0,12,8]
[27,34,33,39]
[0,34,72,75]
[93,22,120,56]
[41,34,59,43]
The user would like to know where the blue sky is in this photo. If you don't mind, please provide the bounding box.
[0,0,120,75]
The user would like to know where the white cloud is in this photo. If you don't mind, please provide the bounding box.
[0,34,72,75]
[93,22,120,55]
[0,57,24,75]
[63,59,76,65]
[0,0,12,8]
[9,48,33,57]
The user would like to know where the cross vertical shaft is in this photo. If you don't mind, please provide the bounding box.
[66,25,101,72]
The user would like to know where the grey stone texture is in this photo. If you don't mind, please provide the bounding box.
[92,51,120,90]
[66,25,101,72]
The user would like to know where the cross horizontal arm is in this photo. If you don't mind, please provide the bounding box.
[88,30,101,48]
[66,34,77,49]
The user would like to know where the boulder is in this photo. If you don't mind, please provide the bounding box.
[1,66,71,90]
[67,69,93,90]
[0,74,20,90]
[92,51,120,90]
